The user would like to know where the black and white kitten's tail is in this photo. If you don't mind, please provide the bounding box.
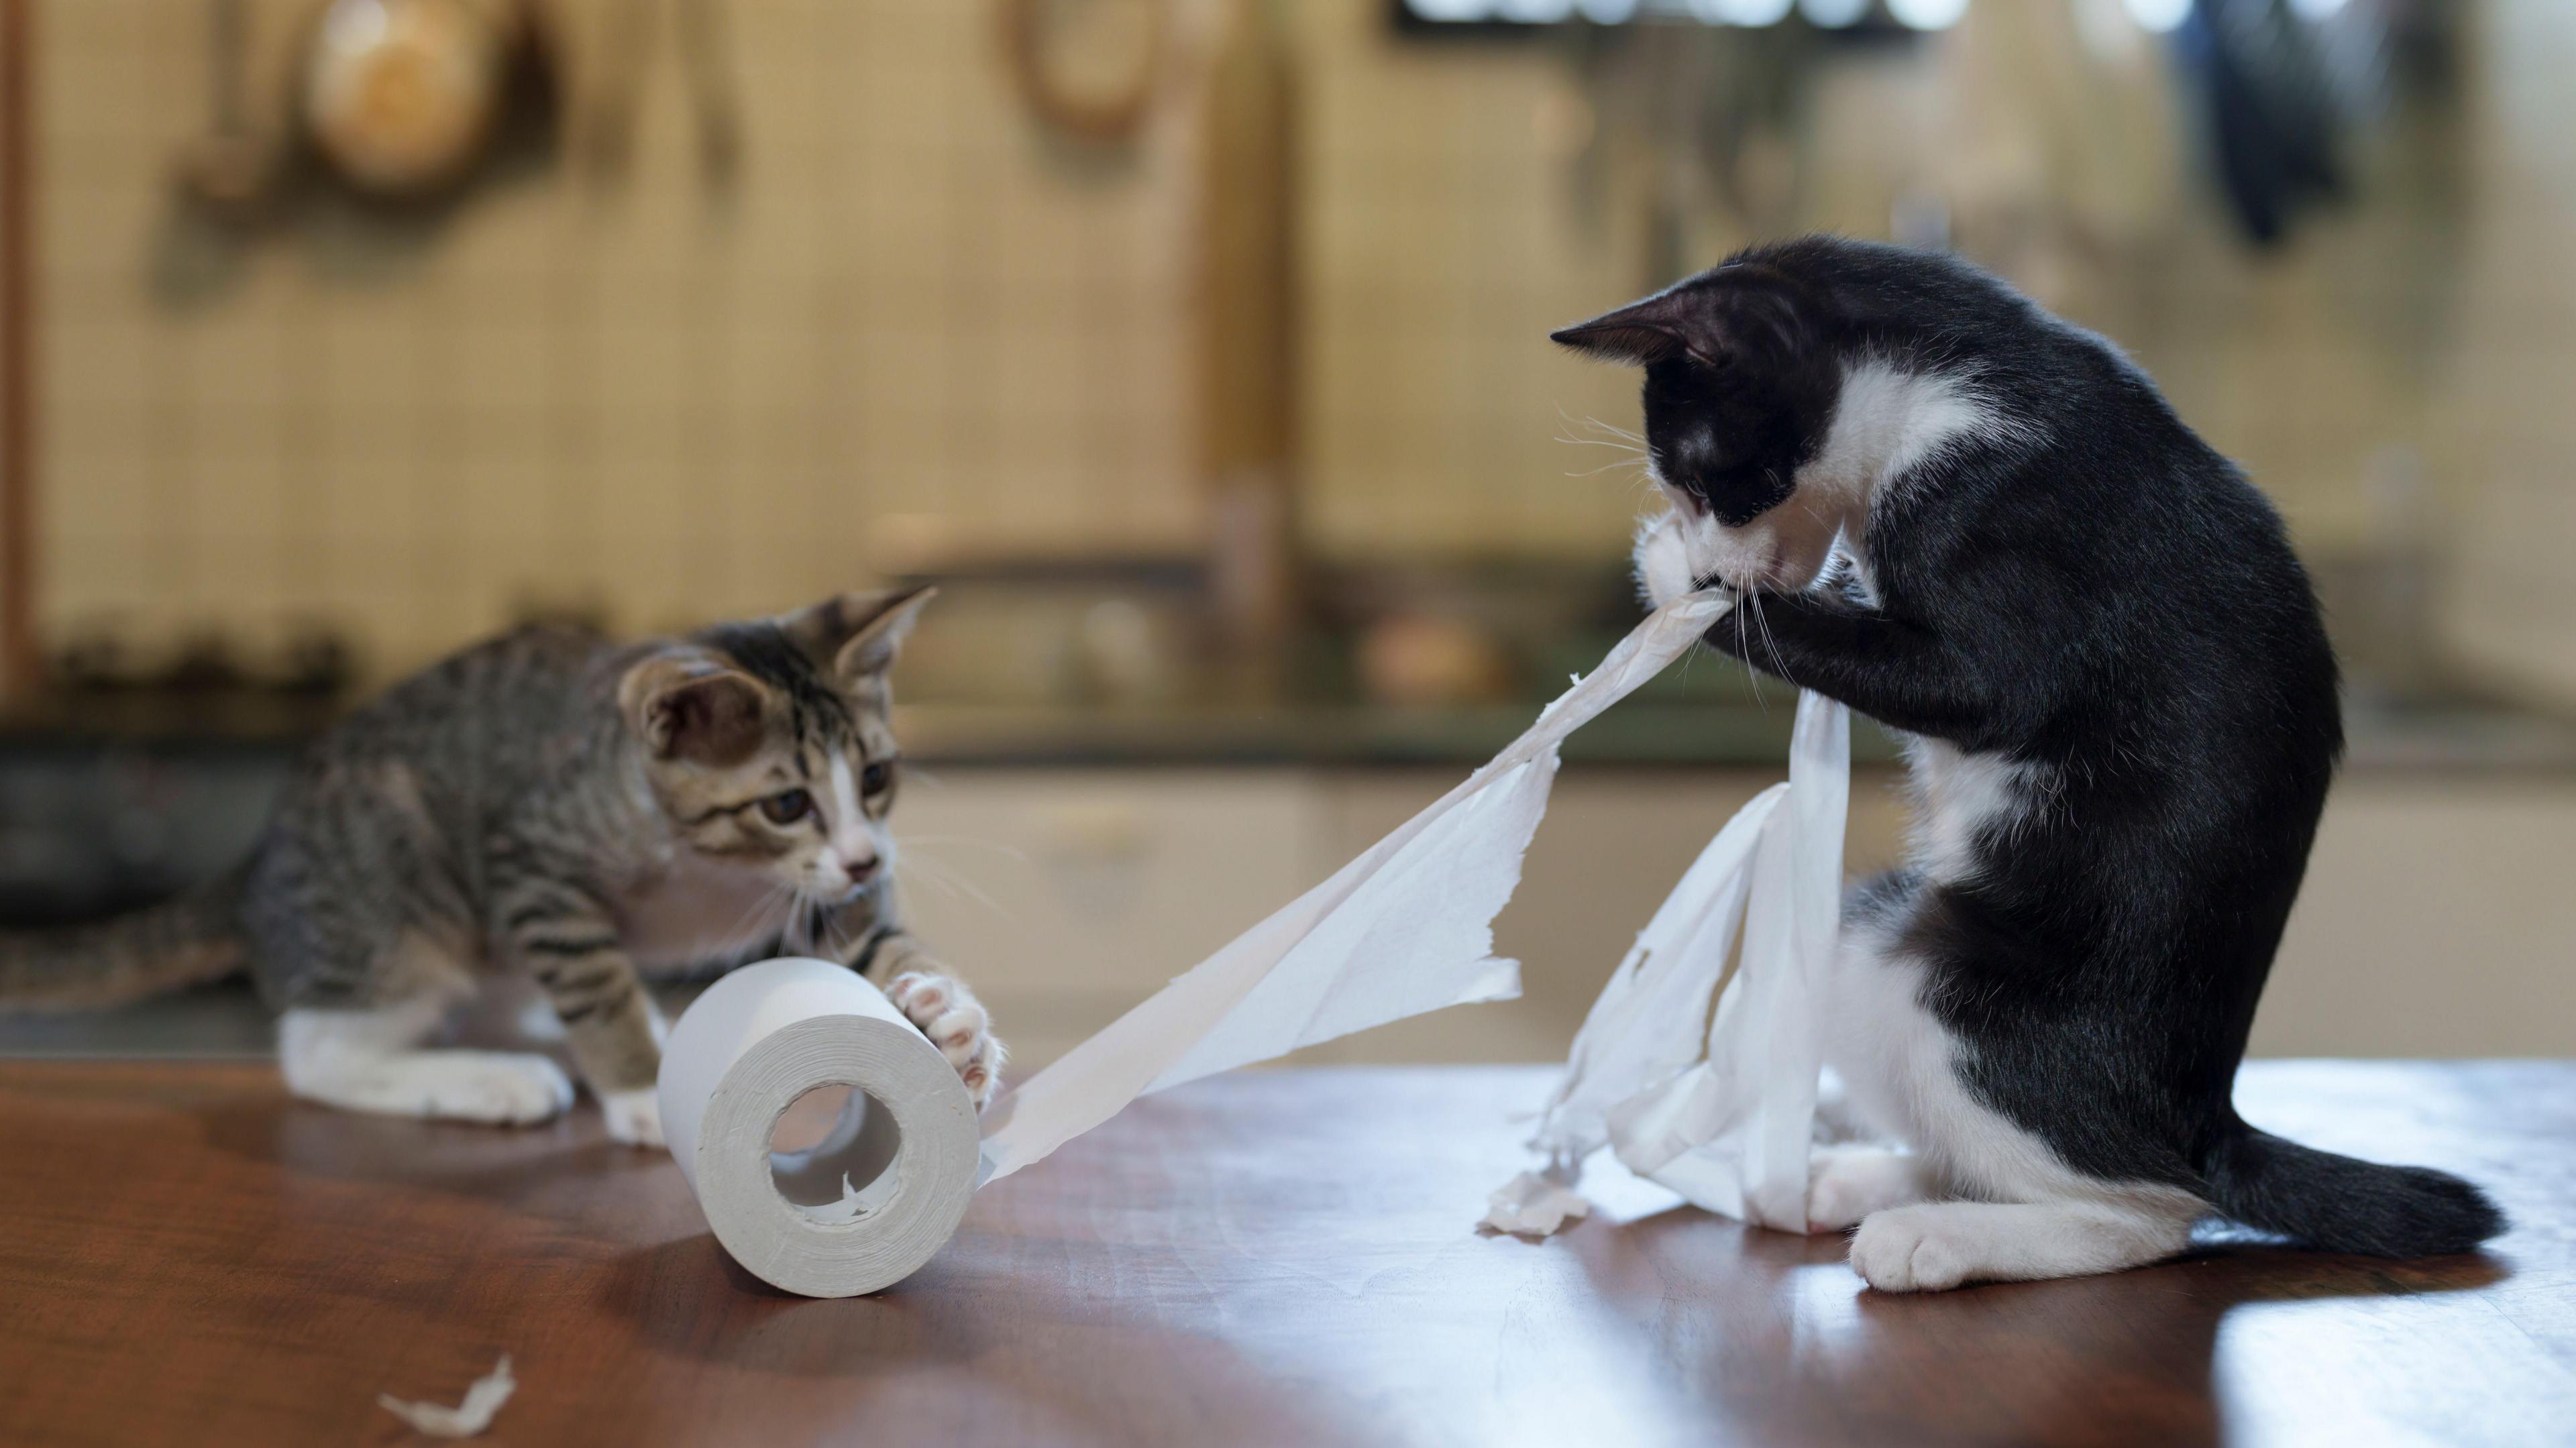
[0,862,250,1011]
[2206,1121,2506,1257]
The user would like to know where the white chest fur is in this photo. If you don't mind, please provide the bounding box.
[614,856,798,973]
[1901,735,2041,886]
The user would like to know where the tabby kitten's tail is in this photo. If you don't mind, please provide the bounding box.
[0,862,250,1011]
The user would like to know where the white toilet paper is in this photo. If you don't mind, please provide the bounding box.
[657,958,980,1298]
[1505,687,1849,1235]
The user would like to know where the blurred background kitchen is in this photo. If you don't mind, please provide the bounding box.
[0,0,2569,1072]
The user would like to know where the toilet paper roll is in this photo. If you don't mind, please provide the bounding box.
[657,957,979,1298]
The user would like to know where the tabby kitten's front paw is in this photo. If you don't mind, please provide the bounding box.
[403,1050,577,1125]
[887,971,1005,1108]
[600,1086,666,1148]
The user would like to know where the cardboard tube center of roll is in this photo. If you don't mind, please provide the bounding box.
[767,1084,904,1220]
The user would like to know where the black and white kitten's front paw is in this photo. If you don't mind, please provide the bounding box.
[1634,508,1697,609]
[1847,1204,1979,1292]
[887,971,1006,1108]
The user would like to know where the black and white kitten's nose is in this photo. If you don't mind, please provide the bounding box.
[842,856,881,886]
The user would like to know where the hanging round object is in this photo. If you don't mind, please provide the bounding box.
[1002,0,1167,144]
[303,0,506,197]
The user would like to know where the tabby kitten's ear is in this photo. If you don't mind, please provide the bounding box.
[780,585,938,685]
[619,654,772,765]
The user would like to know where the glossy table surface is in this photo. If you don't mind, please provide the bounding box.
[0,1060,2568,1447]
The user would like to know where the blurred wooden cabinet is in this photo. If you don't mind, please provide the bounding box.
[902,764,2576,1076]
[893,769,1323,1070]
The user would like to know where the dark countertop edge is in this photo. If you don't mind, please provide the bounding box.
[9,704,2576,775]
[1,1054,2563,1073]
[0,1047,276,1062]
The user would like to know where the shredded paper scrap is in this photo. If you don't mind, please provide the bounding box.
[377,1355,516,1439]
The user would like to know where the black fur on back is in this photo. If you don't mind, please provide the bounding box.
[1561,236,2503,1259]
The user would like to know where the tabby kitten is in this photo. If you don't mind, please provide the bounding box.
[0,588,1000,1147]
[1557,236,2502,1290]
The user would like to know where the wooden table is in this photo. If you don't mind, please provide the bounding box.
[0,1060,2568,1447]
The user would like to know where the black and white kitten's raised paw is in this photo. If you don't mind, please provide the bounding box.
[1634,508,1696,609]
[886,970,1006,1107]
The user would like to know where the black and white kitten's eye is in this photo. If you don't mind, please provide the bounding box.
[759,788,814,825]
[860,761,893,795]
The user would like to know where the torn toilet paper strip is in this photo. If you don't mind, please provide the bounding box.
[973,590,1739,1185]
[1525,783,1781,1167]
[1514,687,1849,1235]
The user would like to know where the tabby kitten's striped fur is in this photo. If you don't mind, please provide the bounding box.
[0,588,1000,1147]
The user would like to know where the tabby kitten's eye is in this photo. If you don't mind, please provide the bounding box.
[759,788,814,825]
[860,761,892,795]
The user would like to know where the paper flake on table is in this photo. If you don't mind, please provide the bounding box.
[377,1355,516,1439]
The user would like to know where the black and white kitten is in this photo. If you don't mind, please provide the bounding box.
[1557,236,2503,1291]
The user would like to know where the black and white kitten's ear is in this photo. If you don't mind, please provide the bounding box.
[1554,270,1819,370]
[620,654,771,765]
[781,584,938,684]
[1550,292,1694,365]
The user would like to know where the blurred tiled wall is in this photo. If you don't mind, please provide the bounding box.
[1289,0,2476,569]
[36,0,1217,679]
[2432,0,2576,711]
[1291,1,1649,563]
[25,0,2576,706]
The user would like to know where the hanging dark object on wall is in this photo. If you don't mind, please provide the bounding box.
[2167,0,2438,246]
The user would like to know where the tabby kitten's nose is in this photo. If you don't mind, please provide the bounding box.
[843,856,881,885]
